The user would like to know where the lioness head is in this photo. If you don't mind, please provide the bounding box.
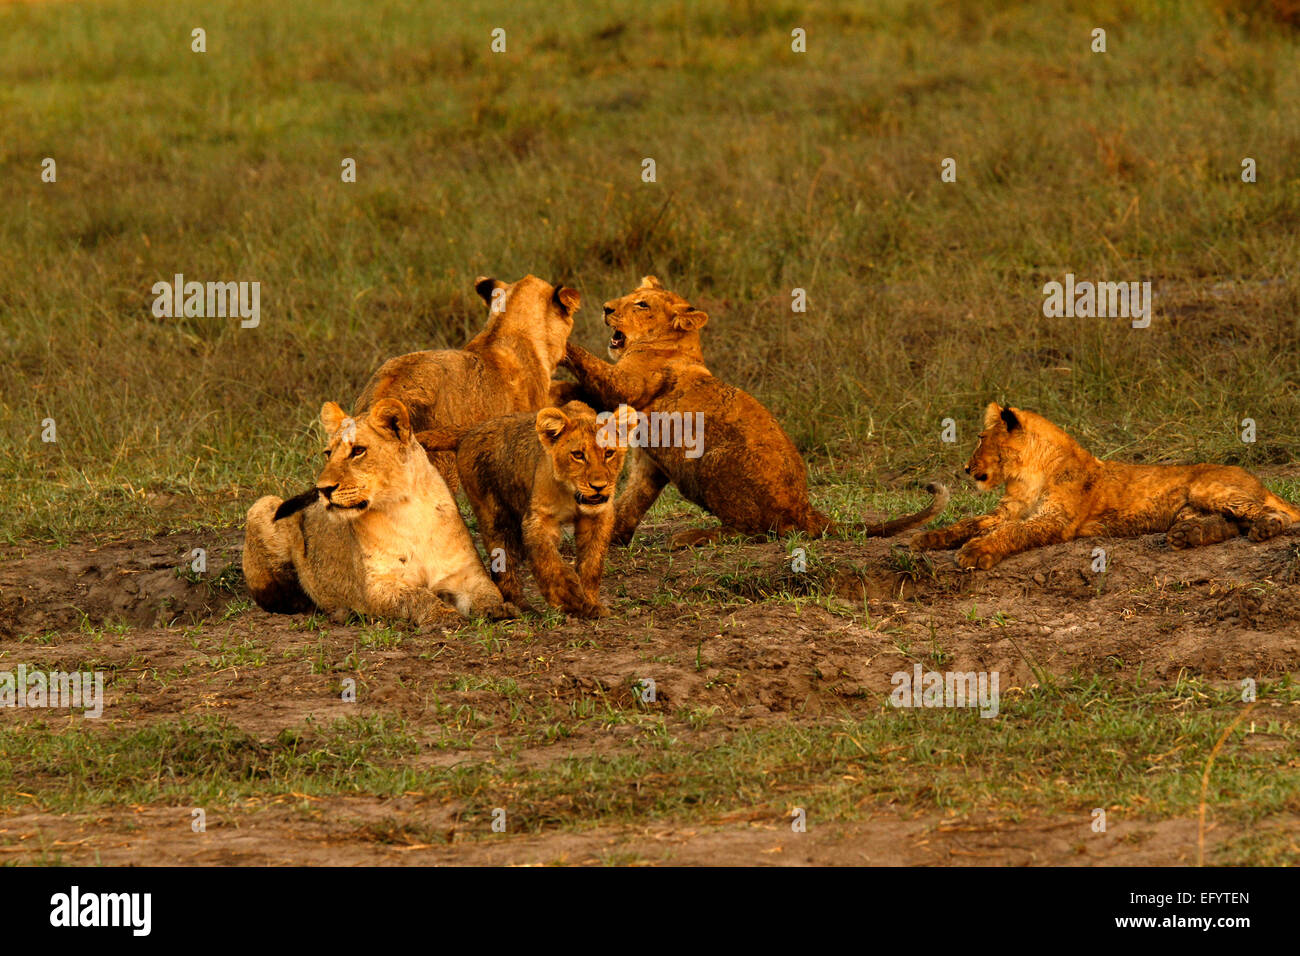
[534,402,633,510]
[475,274,581,369]
[314,399,417,517]
[601,275,708,360]
[966,403,1032,491]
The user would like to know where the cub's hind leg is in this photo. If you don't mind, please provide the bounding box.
[1167,506,1242,550]
[243,496,313,613]
[1187,470,1293,543]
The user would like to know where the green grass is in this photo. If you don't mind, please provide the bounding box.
[2,0,1299,545]
[1,678,1295,863]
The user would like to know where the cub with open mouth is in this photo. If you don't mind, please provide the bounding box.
[562,276,948,547]
[242,398,515,625]
[418,402,634,619]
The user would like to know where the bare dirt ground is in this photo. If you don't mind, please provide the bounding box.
[2,517,1298,865]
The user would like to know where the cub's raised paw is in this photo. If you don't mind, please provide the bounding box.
[956,541,998,571]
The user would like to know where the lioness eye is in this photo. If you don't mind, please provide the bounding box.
[350,446,366,458]
[604,449,615,459]
[321,449,330,459]
[571,451,585,461]
[635,301,649,309]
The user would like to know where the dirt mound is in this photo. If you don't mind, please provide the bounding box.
[0,531,244,637]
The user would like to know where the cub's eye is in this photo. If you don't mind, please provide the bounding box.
[570,450,586,461]
[321,449,331,460]
[604,448,616,459]
[635,301,649,309]
[349,446,367,459]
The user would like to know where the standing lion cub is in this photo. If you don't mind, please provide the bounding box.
[911,402,1300,569]
[243,399,513,625]
[419,402,634,619]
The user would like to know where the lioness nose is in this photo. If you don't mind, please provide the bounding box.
[603,305,614,316]
[317,484,338,500]
[963,464,972,474]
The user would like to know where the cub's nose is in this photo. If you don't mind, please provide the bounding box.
[589,481,608,494]
[316,484,338,500]
[963,464,972,474]
[603,305,615,316]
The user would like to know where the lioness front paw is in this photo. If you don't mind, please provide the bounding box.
[956,541,998,570]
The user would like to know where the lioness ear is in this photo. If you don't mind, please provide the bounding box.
[1000,407,1022,432]
[983,402,1004,430]
[475,276,504,306]
[671,305,708,332]
[639,275,663,290]
[321,401,347,435]
[368,399,412,444]
[553,284,580,317]
[535,407,569,446]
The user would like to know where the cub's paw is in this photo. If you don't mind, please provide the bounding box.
[910,530,948,551]
[1248,513,1287,542]
[955,541,998,571]
[670,527,722,550]
[1167,523,1200,550]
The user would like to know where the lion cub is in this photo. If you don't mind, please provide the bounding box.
[354,274,581,496]
[562,276,948,547]
[912,402,1300,570]
[419,402,633,619]
[243,399,514,626]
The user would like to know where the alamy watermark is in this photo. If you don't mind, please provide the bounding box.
[151,273,260,328]
[597,406,704,459]
[1042,273,1151,328]
[1,666,105,717]
[890,663,999,718]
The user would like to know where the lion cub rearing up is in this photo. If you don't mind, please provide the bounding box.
[243,399,513,625]
[420,402,633,619]
[562,276,948,547]
[912,402,1300,570]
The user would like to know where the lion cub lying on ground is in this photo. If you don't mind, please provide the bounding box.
[561,276,948,547]
[912,402,1300,570]
[354,274,581,495]
[243,399,513,625]
[419,402,633,618]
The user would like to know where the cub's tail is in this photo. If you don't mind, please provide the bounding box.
[273,487,320,521]
[819,482,950,538]
[415,426,470,455]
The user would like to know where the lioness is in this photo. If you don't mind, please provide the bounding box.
[419,402,634,619]
[911,402,1300,570]
[560,276,948,546]
[243,399,513,625]
[354,274,580,495]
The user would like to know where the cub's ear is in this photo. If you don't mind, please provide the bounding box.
[1000,407,1022,432]
[321,401,348,435]
[639,275,664,290]
[553,284,581,317]
[535,407,569,446]
[475,276,505,306]
[368,399,412,444]
[982,402,1004,430]
[671,305,708,332]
